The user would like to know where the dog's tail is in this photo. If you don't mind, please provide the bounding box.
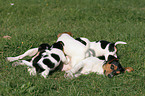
[78,37,90,57]
[115,41,127,46]
[78,37,90,51]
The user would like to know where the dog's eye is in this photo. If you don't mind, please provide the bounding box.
[110,65,114,70]
[104,70,106,74]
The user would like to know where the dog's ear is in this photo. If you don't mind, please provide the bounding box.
[57,41,64,46]
[107,55,117,61]
[57,32,73,38]
[124,67,134,72]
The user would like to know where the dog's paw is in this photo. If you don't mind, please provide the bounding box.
[64,71,74,79]
[27,67,36,76]
[11,60,22,66]
[6,57,16,62]
[12,60,25,66]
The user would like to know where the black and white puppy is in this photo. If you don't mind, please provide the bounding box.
[6,43,51,62]
[7,41,68,78]
[75,39,127,61]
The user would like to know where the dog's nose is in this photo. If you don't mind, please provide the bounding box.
[108,74,114,78]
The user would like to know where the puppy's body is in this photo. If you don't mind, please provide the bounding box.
[89,40,127,60]
[57,33,90,69]
[7,42,68,78]
[30,43,67,78]
[65,55,133,78]
[65,57,104,78]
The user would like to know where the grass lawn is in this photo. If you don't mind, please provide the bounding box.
[0,0,145,95]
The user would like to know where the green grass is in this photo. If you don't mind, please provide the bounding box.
[0,0,145,95]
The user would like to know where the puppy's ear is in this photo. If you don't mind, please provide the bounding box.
[57,32,73,38]
[107,55,117,61]
[124,67,134,72]
[57,41,64,46]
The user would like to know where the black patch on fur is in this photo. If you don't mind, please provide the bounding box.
[107,55,116,61]
[75,38,87,46]
[98,56,105,60]
[38,43,51,52]
[100,40,110,49]
[109,43,115,52]
[33,53,45,73]
[43,55,49,57]
[51,53,60,62]
[43,59,55,68]
[51,41,64,51]
[107,55,125,72]
[34,63,45,73]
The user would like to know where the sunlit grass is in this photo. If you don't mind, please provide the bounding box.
[0,0,144,95]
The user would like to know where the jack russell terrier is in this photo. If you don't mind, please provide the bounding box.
[89,40,127,60]
[7,41,68,78]
[62,37,127,71]
[57,32,90,71]
[65,55,134,78]
[76,38,127,60]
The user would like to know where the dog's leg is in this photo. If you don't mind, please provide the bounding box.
[65,60,85,78]
[61,55,69,65]
[7,48,38,62]
[62,64,71,71]
[70,56,85,68]
[12,60,33,67]
[28,67,37,76]
[41,69,49,78]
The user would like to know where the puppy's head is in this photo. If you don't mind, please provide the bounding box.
[38,43,51,52]
[57,32,73,38]
[103,55,134,78]
[51,41,64,51]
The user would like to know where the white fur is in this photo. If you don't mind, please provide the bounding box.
[57,34,90,70]
[65,57,105,78]
[7,47,68,78]
[7,48,38,62]
[89,41,127,60]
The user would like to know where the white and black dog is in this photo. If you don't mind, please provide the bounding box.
[75,38,127,60]
[57,32,90,71]
[65,55,134,78]
[89,40,127,60]
[7,41,68,78]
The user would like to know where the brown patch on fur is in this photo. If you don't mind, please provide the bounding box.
[103,64,118,76]
[114,47,117,52]
[57,32,73,38]
[124,67,134,72]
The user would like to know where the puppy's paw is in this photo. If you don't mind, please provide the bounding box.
[6,57,16,62]
[12,60,24,66]
[64,70,74,79]
[27,67,36,76]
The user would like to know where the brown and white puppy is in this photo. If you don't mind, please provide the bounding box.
[57,32,90,71]
[65,55,134,78]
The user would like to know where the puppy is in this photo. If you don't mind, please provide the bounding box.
[65,55,134,78]
[6,43,51,62]
[57,32,90,71]
[88,40,127,60]
[7,41,68,78]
